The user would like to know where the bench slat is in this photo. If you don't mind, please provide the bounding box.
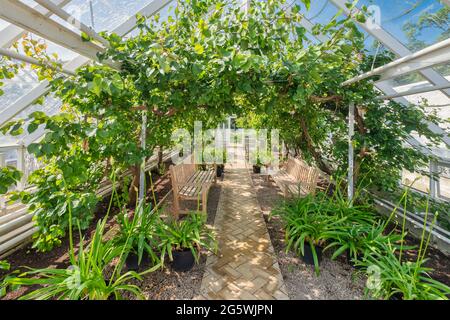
[271,157,319,198]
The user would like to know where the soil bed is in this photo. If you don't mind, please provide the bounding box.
[249,170,450,299]
[1,162,222,300]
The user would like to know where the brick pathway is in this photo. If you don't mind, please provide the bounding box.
[196,154,289,300]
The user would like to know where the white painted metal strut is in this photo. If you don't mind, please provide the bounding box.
[377,83,450,100]
[330,0,450,97]
[342,38,450,85]
[348,102,355,203]
[0,0,70,48]
[0,0,119,69]
[0,47,76,76]
[34,0,110,48]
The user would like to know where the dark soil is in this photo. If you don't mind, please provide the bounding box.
[250,171,366,300]
[1,161,223,300]
[125,179,222,300]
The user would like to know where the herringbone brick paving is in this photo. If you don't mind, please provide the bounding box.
[196,151,289,300]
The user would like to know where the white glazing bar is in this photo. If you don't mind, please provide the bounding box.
[348,102,355,203]
[0,0,70,48]
[138,111,147,205]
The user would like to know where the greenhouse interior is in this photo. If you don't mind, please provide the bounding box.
[0,0,449,302]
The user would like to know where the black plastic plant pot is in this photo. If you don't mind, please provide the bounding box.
[172,249,195,272]
[125,251,148,271]
[253,165,261,174]
[216,165,224,177]
[389,293,403,300]
[301,243,323,266]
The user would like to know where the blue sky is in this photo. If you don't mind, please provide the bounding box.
[304,0,448,51]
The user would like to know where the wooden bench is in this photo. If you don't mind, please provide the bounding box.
[169,160,216,215]
[270,157,320,198]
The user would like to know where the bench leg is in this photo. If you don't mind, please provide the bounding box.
[283,184,289,198]
[202,190,208,214]
[173,194,180,218]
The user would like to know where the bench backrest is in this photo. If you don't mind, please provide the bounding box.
[170,163,196,193]
[285,157,320,195]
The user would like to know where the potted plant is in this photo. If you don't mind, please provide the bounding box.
[115,204,160,271]
[156,212,217,272]
[216,148,227,177]
[203,146,226,177]
[271,195,345,275]
[3,217,160,300]
[253,157,262,174]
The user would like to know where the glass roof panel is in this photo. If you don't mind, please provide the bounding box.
[0,94,62,146]
[0,18,10,32]
[0,65,40,113]
[435,62,450,77]
[355,0,449,52]
[63,0,159,33]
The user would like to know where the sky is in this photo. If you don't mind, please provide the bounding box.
[305,0,448,51]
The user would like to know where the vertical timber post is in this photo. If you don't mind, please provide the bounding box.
[348,102,355,203]
[138,111,147,210]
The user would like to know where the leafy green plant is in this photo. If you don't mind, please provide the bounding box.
[0,260,18,298]
[325,222,404,263]
[4,177,160,300]
[155,212,217,267]
[271,195,348,275]
[114,203,160,267]
[0,166,22,194]
[4,214,159,300]
[354,196,450,300]
[355,247,450,300]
